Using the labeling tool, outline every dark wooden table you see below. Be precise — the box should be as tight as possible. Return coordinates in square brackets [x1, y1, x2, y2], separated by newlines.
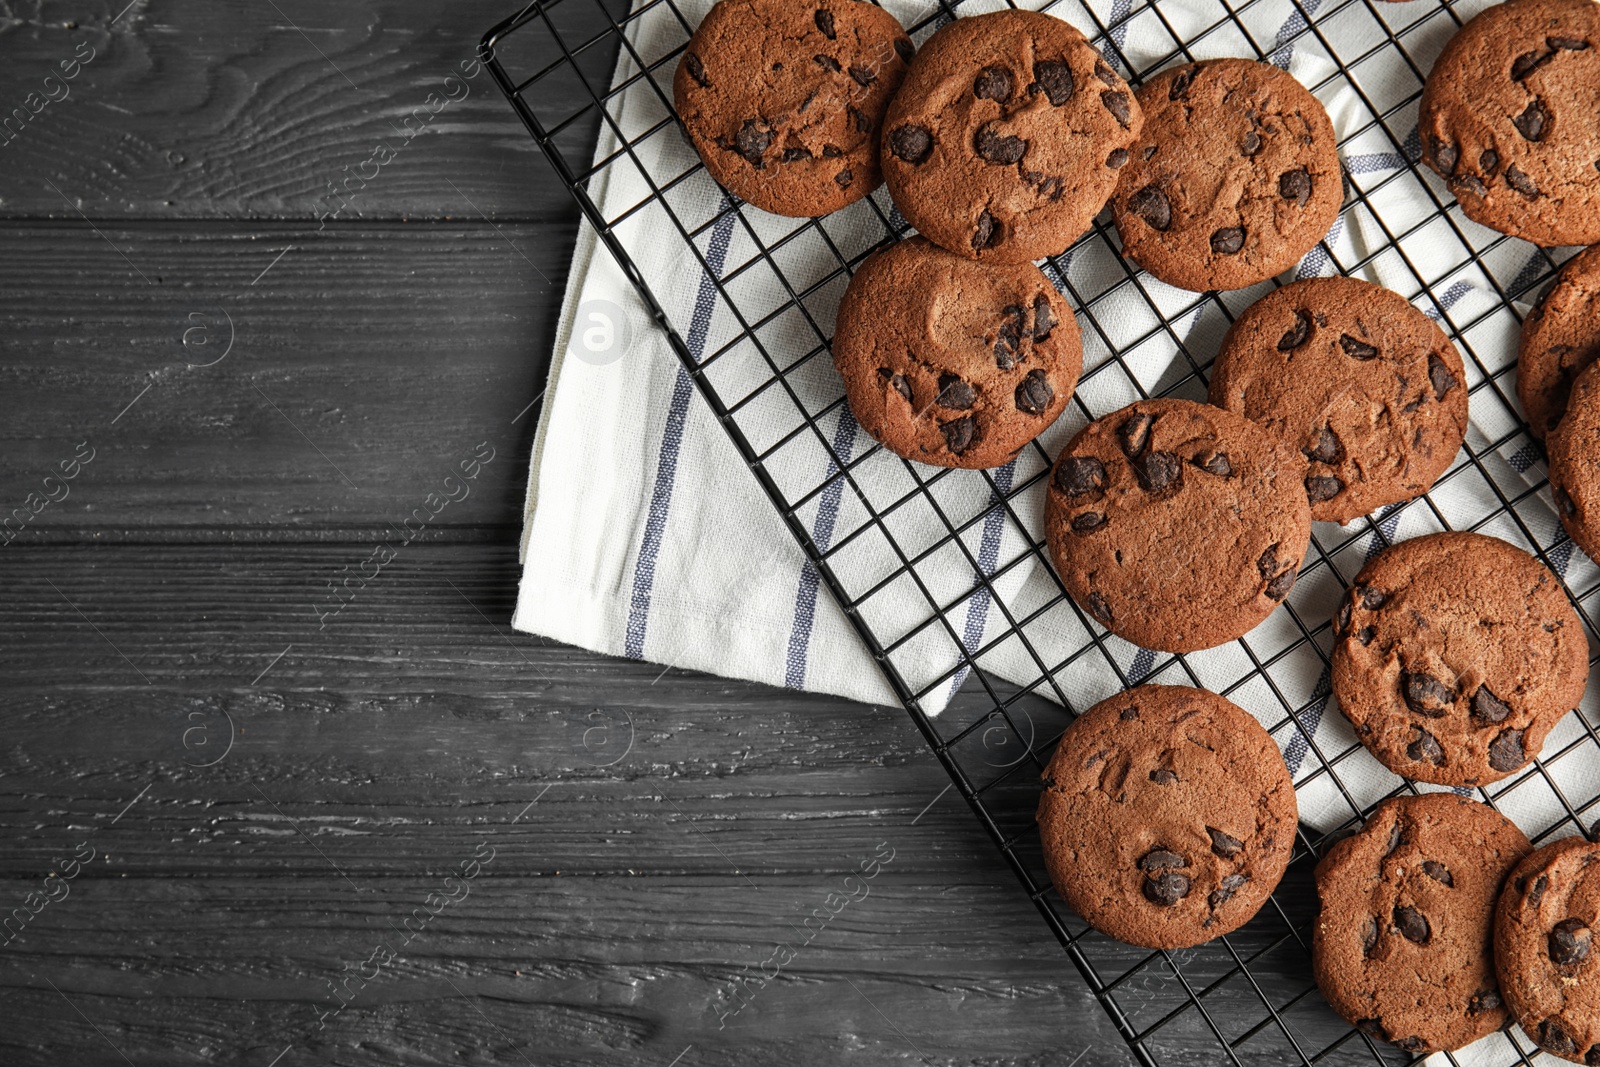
[0, 3, 1145, 1063]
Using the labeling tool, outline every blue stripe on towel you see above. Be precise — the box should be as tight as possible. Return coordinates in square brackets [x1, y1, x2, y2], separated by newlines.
[784, 406, 860, 689]
[623, 211, 737, 660]
[945, 461, 1018, 699]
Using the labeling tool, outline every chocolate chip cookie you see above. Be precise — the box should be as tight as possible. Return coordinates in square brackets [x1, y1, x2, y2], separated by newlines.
[1496, 835, 1600, 1064]
[1331, 532, 1587, 787]
[1038, 684, 1297, 949]
[1314, 793, 1532, 1055]
[1111, 58, 1342, 292]
[675, 0, 913, 217]
[1208, 277, 1469, 523]
[1519, 245, 1600, 441]
[880, 9, 1142, 262]
[833, 236, 1081, 468]
[1045, 399, 1312, 653]
[1419, 0, 1600, 248]
[1549, 360, 1600, 563]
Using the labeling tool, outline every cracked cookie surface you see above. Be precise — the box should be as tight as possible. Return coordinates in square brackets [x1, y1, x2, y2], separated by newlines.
[1037, 684, 1297, 949]
[674, 0, 913, 217]
[833, 236, 1081, 468]
[1520, 245, 1600, 441]
[1549, 360, 1600, 564]
[1331, 531, 1587, 786]
[1111, 58, 1342, 292]
[1208, 276, 1468, 523]
[1314, 793, 1531, 1055]
[1496, 836, 1600, 1065]
[880, 9, 1142, 263]
[1420, 0, 1600, 247]
[1044, 398, 1311, 653]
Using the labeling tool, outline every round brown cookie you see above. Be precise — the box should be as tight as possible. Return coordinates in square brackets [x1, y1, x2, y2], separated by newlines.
[1495, 835, 1600, 1063]
[879, 9, 1142, 263]
[1519, 245, 1600, 441]
[1037, 684, 1297, 949]
[1550, 360, 1600, 563]
[833, 236, 1082, 468]
[1208, 276, 1469, 523]
[1044, 398, 1312, 653]
[1419, 0, 1600, 248]
[1331, 532, 1587, 787]
[1111, 58, 1342, 292]
[674, 0, 913, 218]
[1313, 793, 1532, 1055]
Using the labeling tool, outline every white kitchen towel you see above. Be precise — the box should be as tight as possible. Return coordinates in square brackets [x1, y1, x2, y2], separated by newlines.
[512, 0, 1600, 849]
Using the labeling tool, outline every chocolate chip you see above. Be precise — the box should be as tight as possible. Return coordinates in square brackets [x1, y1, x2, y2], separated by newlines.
[1304, 426, 1342, 464]
[1239, 130, 1261, 157]
[1116, 413, 1153, 458]
[1133, 451, 1181, 493]
[1127, 186, 1171, 231]
[848, 64, 875, 87]
[1541, 1019, 1580, 1057]
[937, 374, 975, 410]
[1339, 334, 1378, 360]
[1453, 173, 1488, 198]
[1306, 475, 1344, 503]
[848, 105, 872, 134]
[1427, 353, 1458, 400]
[1143, 870, 1191, 906]
[1356, 1017, 1388, 1039]
[1488, 728, 1524, 772]
[1506, 165, 1540, 198]
[1528, 874, 1549, 909]
[1031, 60, 1074, 105]
[1393, 904, 1430, 943]
[1480, 148, 1500, 177]
[1210, 227, 1245, 255]
[972, 210, 1001, 252]
[1207, 827, 1244, 857]
[975, 125, 1028, 164]
[814, 9, 835, 39]
[1106, 147, 1129, 169]
[1143, 144, 1158, 161]
[974, 65, 1014, 102]
[1550, 918, 1591, 965]
[889, 125, 933, 164]
[1356, 626, 1375, 645]
[1072, 512, 1106, 534]
[1393, 1037, 1426, 1053]
[814, 53, 841, 73]
[1513, 49, 1554, 80]
[834, 168, 853, 188]
[1471, 686, 1512, 725]
[1139, 847, 1186, 871]
[1385, 819, 1407, 855]
[1055, 456, 1106, 496]
[1403, 672, 1455, 717]
[1095, 57, 1120, 84]
[1557, 486, 1578, 517]
[993, 305, 1025, 370]
[1423, 860, 1453, 886]
[1195, 450, 1231, 477]
[1362, 919, 1379, 956]
[1209, 873, 1248, 908]
[894, 38, 914, 64]
[1514, 99, 1549, 141]
[1336, 600, 1352, 636]
[1032, 293, 1056, 342]
[821, 144, 842, 158]
[1278, 311, 1313, 350]
[733, 119, 772, 165]
[1119, 706, 1138, 721]
[1467, 989, 1501, 1014]
[684, 52, 710, 87]
[1257, 544, 1282, 581]
[1168, 67, 1196, 100]
[1279, 168, 1312, 206]
[1550, 35, 1590, 50]
[1407, 727, 1445, 765]
[1147, 768, 1178, 785]
[878, 368, 912, 404]
[1087, 592, 1113, 624]
[781, 146, 812, 163]
[1101, 89, 1132, 128]
[1016, 370, 1054, 416]
[940, 416, 978, 454]
[1430, 136, 1458, 175]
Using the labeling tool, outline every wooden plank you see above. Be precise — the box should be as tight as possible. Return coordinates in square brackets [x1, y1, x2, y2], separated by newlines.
[0, 222, 572, 533]
[0, 0, 630, 220]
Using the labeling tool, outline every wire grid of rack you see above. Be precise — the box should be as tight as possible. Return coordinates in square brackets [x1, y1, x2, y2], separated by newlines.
[483, 0, 1600, 1062]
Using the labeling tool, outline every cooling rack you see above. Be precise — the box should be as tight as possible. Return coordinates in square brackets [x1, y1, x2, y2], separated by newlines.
[482, 0, 1600, 1062]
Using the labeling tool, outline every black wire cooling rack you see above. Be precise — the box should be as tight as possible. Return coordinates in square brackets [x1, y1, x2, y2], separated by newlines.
[483, 0, 1600, 1062]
